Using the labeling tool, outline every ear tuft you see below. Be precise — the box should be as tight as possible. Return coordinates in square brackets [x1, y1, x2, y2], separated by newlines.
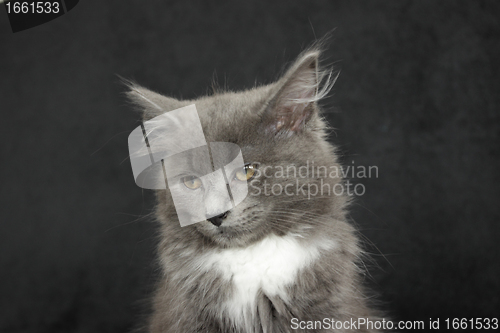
[120, 77, 182, 121]
[263, 48, 337, 135]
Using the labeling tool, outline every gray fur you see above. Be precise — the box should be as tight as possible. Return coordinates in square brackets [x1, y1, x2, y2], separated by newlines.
[126, 47, 383, 333]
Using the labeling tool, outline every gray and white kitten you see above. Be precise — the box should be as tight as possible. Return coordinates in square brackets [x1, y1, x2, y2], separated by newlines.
[127, 47, 382, 333]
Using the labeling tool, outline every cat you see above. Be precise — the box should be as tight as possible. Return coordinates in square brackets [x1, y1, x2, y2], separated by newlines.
[126, 44, 383, 333]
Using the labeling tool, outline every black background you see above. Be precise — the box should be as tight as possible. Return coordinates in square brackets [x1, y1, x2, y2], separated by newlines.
[1, 1, 499, 332]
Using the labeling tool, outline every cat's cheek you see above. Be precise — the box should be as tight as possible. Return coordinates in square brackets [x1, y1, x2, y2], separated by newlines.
[248, 180, 262, 197]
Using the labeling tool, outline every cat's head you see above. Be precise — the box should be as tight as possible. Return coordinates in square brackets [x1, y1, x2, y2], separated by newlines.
[127, 48, 347, 248]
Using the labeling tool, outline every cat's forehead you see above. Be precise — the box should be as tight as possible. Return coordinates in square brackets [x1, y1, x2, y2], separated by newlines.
[190, 85, 274, 143]
[195, 85, 272, 117]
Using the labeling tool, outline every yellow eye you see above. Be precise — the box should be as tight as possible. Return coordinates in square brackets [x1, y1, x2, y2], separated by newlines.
[182, 176, 202, 190]
[235, 164, 257, 181]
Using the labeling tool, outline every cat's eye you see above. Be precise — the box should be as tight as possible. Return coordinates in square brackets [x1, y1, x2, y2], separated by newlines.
[182, 176, 202, 190]
[235, 164, 257, 182]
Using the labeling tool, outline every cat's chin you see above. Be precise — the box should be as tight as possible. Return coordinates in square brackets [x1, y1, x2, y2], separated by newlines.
[194, 222, 264, 248]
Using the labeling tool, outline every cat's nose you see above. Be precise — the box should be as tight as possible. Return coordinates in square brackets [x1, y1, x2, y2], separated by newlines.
[206, 212, 228, 227]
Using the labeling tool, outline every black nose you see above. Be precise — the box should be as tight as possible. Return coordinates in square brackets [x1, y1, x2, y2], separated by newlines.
[206, 212, 228, 227]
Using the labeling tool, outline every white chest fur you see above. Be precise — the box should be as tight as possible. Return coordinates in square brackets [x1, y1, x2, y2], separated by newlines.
[198, 234, 335, 322]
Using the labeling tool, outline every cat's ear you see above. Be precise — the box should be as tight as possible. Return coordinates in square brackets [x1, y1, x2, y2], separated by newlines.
[123, 79, 183, 121]
[262, 50, 334, 135]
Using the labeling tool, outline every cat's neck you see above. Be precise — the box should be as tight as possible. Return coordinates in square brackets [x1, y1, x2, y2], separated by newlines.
[195, 233, 337, 324]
